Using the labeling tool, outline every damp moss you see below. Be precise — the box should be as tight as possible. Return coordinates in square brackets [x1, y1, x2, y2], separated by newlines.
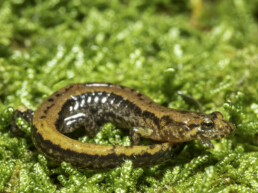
[0, 0, 257, 192]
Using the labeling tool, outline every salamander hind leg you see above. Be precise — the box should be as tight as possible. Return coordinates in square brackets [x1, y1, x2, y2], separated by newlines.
[83, 117, 101, 138]
[12, 106, 34, 136]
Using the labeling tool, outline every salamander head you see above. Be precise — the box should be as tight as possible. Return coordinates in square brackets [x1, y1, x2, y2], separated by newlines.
[192, 111, 235, 140]
[160, 111, 235, 147]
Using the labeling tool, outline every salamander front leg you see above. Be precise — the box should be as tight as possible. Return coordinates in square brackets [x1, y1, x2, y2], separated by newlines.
[130, 127, 156, 145]
[130, 128, 141, 145]
[201, 140, 214, 149]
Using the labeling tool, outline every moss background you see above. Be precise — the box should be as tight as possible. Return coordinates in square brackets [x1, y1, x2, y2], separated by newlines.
[0, 0, 257, 192]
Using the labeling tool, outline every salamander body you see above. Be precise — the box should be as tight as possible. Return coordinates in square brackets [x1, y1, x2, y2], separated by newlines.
[13, 83, 235, 169]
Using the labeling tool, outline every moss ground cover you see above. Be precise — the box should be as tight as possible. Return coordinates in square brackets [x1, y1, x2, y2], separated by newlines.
[0, 0, 257, 192]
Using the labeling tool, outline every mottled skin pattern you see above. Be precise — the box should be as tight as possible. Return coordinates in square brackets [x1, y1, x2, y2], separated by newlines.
[13, 83, 235, 169]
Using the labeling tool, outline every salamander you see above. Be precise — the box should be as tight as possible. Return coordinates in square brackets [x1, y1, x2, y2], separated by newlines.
[13, 83, 235, 169]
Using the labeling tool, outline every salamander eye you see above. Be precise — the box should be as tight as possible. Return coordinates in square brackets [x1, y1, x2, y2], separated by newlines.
[201, 120, 214, 130]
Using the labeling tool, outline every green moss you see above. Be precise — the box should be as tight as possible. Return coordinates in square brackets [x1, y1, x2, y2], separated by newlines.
[0, 0, 257, 192]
